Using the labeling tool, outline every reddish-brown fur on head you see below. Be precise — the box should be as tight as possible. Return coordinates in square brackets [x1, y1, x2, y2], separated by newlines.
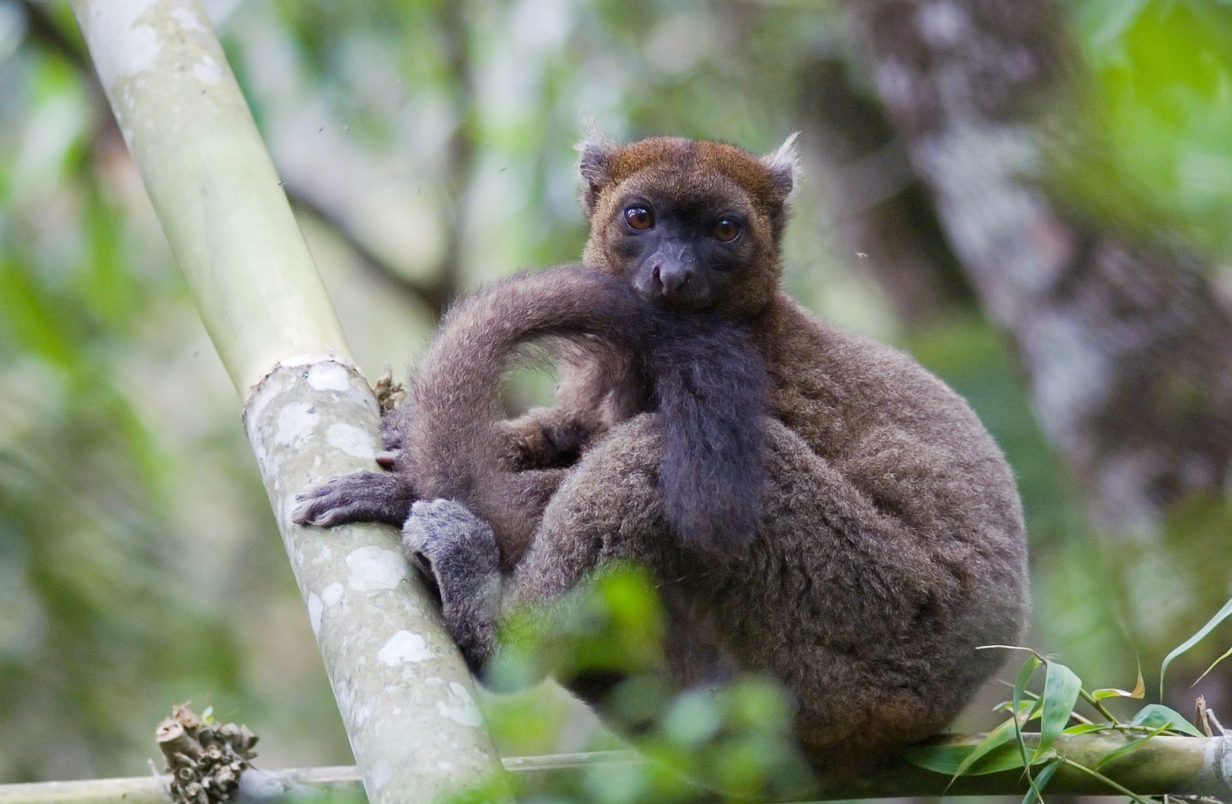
[579, 134, 798, 319]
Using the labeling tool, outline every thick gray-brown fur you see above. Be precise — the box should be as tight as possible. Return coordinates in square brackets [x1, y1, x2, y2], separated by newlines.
[293, 264, 768, 564]
[400, 264, 768, 564]
[297, 134, 1029, 778]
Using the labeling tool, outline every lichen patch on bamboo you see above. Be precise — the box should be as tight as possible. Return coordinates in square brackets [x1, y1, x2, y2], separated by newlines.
[82, 0, 160, 82]
[306, 591, 324, 635]
[377, 631, 432, 665]
[323, 581, 344, 605]
[168, 5, 204, 32]
[345, 545, 406, 591]
[326, 421, 377, 459]
[306, 361, 353, 392]
[275, 401, 318, 446]
[436, 682, 484, 728]
[305, 581, 345, 637]
[367, 761, 395, 793]
[191, 56, 223, 84]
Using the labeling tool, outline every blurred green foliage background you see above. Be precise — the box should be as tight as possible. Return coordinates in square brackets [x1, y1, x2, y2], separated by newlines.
[1, 0, 1230, 796]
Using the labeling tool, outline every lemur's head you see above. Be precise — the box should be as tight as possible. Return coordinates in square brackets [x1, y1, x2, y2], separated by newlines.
[578, 133, 798, 319]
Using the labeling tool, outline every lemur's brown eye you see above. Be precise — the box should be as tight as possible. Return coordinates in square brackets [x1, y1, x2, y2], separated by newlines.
[713, 218, 742, 242]
[624, 206, 654, 231]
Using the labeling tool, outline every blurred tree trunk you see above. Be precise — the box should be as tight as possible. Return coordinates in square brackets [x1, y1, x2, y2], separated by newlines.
[843, 0, 1232, 532]
[796, 57, 973, 327]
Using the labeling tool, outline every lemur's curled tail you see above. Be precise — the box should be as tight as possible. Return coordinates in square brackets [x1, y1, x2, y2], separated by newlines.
[400, 263, 766, 561]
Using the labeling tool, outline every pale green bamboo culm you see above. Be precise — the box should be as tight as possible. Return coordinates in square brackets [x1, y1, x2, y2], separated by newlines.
[66, 1, 509, 802]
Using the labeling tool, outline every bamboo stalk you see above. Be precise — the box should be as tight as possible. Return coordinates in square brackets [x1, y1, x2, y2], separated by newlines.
[0, 735, 1227, 803]
[817, 733, 1232, 799]
[66, 2, 507, 802]
[69, 0, 341, 394]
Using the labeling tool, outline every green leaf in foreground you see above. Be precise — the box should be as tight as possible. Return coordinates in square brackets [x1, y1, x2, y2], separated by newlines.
[1010, 654, 1043, 770]
[1018, 758, 1060, 804]
[1062, 723, 1109, 735]
[903, 729, 1035, 777]
[1093, 724, 1169, 769]
[1159, 597, 1232, 696]
[1193, 645, 1232, 688]
[1129, 704, 1204, 737]
[1036, 661, 1082, 761]
[1091, 659, 1145, 701]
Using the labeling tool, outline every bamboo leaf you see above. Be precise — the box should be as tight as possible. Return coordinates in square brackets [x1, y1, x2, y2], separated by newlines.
[1192, 645, 1232, 688]
[1091, 661, 1144, 701]
[1159, 597, 1232, 696]
[1011, 655, 1043, 773]
[951, 717, 1021, 777]
[1129, 704, 1204, 737]
[1012, 655, 1043, 719]
[1062, 723, 1110, 735]
[1018, 757, 1060, 804]
[977, 644, 1046, 657]
[1090, 687, 1138, 700]
[1035, 661, 1081, 761]
[903, 726, 1032, 777]
[1060, 757, 1158, 804]
[1093, 724, 1168, 769]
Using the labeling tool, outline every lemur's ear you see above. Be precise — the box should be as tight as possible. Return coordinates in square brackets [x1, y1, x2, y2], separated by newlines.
[577, 123, 620, 217]
[762, 132, 801, 204]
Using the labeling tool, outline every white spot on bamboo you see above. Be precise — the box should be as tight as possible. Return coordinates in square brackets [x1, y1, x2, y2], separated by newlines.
[346, 546, 406, 591]
[367, 760, 394, 791]
[275, 401, 318, 445]
[306, 362, 351, 393]
[377, 631, 432, 665]
[168, 5, 204, 32]
[306, 592, 324, 636]
[86, 0, 160, 84]
[191, 56, 223, 84]
[436, 682, 483, 727]
[326, 422, 376, 459]
[322, 582, 344, 606]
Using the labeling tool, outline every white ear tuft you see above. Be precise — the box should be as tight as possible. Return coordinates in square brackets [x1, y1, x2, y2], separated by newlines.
[762, 132, 801, 202]
[576, 120, 617, 155]
[577, 122, 620, 215]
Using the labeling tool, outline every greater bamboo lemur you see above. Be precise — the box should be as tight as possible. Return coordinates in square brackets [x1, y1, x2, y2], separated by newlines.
[294, 134, 1028, 777]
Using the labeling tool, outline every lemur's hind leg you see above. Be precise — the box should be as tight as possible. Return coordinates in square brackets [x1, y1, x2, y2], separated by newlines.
[404, 414, 672, 682]
[402, 499, 502, 674]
